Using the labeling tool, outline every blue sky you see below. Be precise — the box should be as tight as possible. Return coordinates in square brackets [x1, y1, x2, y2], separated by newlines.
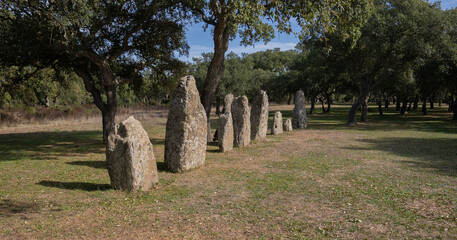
[180, 0, 457, 62]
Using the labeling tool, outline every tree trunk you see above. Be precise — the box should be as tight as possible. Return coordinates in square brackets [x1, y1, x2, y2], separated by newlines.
[384, 97, 389, 108]
[453, 100, 457, 120]
[348, 90, 368, 125]
[400, 98, 407, 115]
[429, 97, 434, 109]
[75, 66, 117, 142]
[215, 99, 221, 115]
[309, 97, 315, 115]
[102, 107, 116, 142]
[325, 93, 332, 113]
[407, 101, 412, 112]
[413, 97, 419, 111]
[320, 99, 326, 113]
[422, 97, 427, 115]
[102, 83, 117, 142]
[287, 93, 294, 105]
[448, 96, 454, 112]
[200, 18, 230, 142]
[378, 98, 383, 116]
[360, 96, 368, 122]
[396, 96, 401, 111]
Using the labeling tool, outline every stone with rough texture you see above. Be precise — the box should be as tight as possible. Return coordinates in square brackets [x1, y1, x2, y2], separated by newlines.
[165, 76, 207, 173]
[272, 111, 283, 135]
[213, 93, 234, 142]
[217, 112, 234, 152]
[223, 93, 234, 113]
[284, 118, 293, 132]
[106, 116, 158, 192]
[231, 96, 251, 148]
[250, 90, 269, 140]
[293, 90, 307, 128]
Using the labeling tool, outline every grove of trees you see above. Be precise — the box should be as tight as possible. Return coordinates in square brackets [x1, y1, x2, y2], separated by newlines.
[1, 0, 456, 135]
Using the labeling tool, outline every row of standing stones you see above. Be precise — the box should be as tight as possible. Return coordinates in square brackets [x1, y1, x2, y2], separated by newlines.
[105, 76, 307, 192]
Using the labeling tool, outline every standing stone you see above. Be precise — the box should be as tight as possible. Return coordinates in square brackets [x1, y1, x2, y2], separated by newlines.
[223, 93, 234, 113]
[272, 111, 283, 135]
[231, 96, 251, 148]
[284, 118, 293, 132]
[165, 76, 207, 173]
[214, 93, 234, 141]
[106, 116, 158, 192]
[217, 112, 234, 152]
[293, 90, 307, 128]
[250, 90, 269, 140]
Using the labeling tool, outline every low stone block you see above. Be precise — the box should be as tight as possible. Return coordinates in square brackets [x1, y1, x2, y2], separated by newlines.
[272, 111, 283, 135]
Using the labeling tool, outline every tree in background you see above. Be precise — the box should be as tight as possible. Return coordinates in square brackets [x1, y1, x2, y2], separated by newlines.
[182, 0, 373, 140]
[0, 1, 188, 141]
[341, 0, 446, 124]
[188, 49, 298, 111]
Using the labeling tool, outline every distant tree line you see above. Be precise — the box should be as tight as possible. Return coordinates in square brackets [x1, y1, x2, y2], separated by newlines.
[1, 0, 456, 133]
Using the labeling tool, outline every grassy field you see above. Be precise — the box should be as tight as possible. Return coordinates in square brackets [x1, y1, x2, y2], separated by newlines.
[0, 104, 456, 239]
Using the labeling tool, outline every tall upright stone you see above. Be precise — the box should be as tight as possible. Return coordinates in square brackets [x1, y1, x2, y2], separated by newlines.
[293, 90, 307, 128]
[223, 93, 234, 113]
[250, 90, 269, 140]
[106, 116, 158, 192]
[165, 76, 207, 173]
[284, 118, 293, 132]
[231, 96, 251, 148]
[217, 112, 234, 152]
[272, 111, 283, 135]
[214, 93, 234, 142]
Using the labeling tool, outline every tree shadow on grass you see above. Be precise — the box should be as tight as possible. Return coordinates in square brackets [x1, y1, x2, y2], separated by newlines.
[0, 130, 104, 162]
[208, 141, 218, 147]
[67, 160, 107, 169]
[37, 180, 112, 191]
[156, 161, 167, 172]
[345, 137, 457, 177]
[156, 161, 181, 173]
[150, 138, 165, 146]
[307, 107, 457, 134]
[0, 199, 42, 217]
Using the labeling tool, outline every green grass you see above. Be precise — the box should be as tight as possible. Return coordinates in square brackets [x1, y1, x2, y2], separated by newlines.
[0, 104, 456, 239]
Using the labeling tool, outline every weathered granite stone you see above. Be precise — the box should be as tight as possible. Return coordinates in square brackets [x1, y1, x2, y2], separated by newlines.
[293, 90, 307, 128]
[106, 116, 158, 192]
[250, 90, 269, 140]
[272, 111, 283, 135]
[284, 118, 293, 132]
[214, 93, 235, 142]
[231, 96, 251, 148]
[223, 93, 234, 113]
[165, 76, 207, 173]
[217, 112, 234, 152]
